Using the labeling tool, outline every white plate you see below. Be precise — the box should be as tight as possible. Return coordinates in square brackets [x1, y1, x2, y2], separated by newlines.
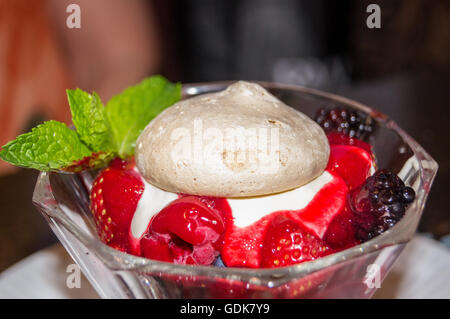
[0, 235, 449, 299]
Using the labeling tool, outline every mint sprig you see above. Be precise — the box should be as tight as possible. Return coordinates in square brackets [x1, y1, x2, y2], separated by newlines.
[0, 121, 92, 171]
[0, 75, 181, 171]
[106, 75, 181, 157]
[67, 89, 115, 153]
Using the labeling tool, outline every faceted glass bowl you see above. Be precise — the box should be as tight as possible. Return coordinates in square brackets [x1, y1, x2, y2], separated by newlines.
[32, 82, 438, 298]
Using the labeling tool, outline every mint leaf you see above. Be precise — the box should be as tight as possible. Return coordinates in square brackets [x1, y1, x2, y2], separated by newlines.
[0, 75, 181, 171]
[105, 75, 181, 157]
[0, 121, 91, 171]
[67, 89, 115, 152]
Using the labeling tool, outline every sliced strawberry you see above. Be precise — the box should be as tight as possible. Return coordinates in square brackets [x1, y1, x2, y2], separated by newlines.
[261, 216, 333, 268]
[327, 145, 373, 189]
[90, 158, 144, 252]
[327, 132, 372, 153]
[221, 215, 271, 268]
[287, 171, 348, 239]
[141, 196, 226, 265]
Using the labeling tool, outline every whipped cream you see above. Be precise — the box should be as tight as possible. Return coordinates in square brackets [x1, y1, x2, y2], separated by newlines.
[130, 170, 333, 240]
[227, 171, 333, 228]
[130, 178, 178, 239]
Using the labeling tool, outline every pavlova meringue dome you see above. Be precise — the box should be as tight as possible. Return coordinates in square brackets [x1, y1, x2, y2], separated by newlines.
[135, 81, 329, 197]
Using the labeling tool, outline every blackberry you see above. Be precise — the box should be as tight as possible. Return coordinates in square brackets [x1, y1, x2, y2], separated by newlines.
[314, 107, 375, 139]
[349, 169, 415, 241]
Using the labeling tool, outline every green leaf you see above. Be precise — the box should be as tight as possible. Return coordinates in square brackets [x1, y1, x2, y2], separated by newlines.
[0, 121, 92, 171]
[67, 89, 115, 152]
[0, 75, 181, 172]
[105, 75, 181, 157]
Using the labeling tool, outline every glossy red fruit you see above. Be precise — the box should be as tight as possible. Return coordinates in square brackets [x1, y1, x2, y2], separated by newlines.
[90, 158, 144, 252]
[141, 232, 199, 264]
[323, 206, 359, 249]
[327, 132, 372, 154]
[140, 233, 172, 262]
[289, 171, 348, 239]
[151, 196, 225, 245]
[327, 145, 373, 189]
[221, 215, 271, 268]
[142, 196, 226, 265]
[261, 216, 333, 268]
[186, 196, 233, 251]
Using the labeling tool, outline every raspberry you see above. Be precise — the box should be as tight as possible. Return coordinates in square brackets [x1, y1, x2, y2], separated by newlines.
[141, 196, 226, 265]
[349, 169, 415, 241]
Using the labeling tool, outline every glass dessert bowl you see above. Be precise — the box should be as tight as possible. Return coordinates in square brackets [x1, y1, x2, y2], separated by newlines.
[32, 82, 437, 298]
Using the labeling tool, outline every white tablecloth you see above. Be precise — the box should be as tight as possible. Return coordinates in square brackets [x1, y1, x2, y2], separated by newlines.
[0, 235, 449, 298]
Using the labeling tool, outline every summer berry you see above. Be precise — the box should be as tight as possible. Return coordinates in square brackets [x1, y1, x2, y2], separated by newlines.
[221, 172, 348, 268]
[178, 195, 233, 251]
[326, 132, 372, 154]
[142, 196, 226, 265]
[141, 232, 202, 264]
[315, 107, 375, 140]
[260, 216, 332, 268]
[287, 171, 349, 239]
[221, 215, 271, 268]
[323, 206, 359, 249]
[327, 145, 373, 189]
[349, 169, 416, 241]
[90, 157, 144, 251]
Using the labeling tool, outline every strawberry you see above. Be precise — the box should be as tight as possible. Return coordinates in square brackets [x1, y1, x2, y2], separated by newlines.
[326, 132, 372, 154]
[90, 158, 144, 252]
[221, 215, 271, 268]
[261, 216, 333, 268]
[141, 196, 226, 265]
[327, 145, 373, 189]
[287, 171, 349, 239]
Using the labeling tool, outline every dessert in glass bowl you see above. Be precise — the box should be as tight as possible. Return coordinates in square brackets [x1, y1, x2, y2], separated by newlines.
[1, 76, 437, 298]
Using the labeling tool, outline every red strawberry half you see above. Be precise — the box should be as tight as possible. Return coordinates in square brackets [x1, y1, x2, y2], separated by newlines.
[261, 216, 333, 268]
[327, 145, 373, 189]
[141, 196, 227, 265]
[327, 132, 372, 153]
[90, 158, 144, 252]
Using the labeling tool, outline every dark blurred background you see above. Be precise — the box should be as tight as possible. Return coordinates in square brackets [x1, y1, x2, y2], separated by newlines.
[0, 0, 449, 272]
